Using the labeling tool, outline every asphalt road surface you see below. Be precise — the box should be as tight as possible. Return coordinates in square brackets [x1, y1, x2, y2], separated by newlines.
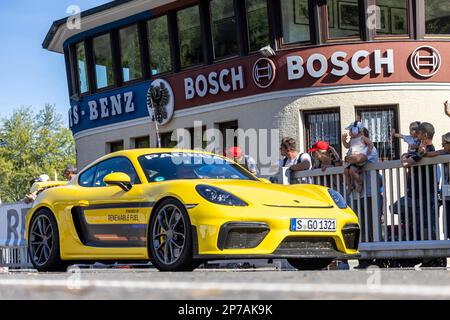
[1, 261, 450, 299]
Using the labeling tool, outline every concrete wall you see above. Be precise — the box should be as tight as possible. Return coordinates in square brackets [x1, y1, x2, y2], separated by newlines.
[74, 86, 450, 176]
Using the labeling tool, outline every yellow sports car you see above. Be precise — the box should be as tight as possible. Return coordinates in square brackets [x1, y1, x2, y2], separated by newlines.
[26, 149, 360, 272]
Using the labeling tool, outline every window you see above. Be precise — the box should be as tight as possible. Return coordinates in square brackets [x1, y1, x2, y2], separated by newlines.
[75, 42, 89, 94]
[138, 153, 256, 183]
[108, 140, 124, 153]
[356, 106, 399, 161]
[134, 136, 150, 149]
[210, 0, 238, 59]
[79, 165, 97, 187]
[147, 16, 172, 75]
[93, 157, 140, 187]
[160, 127, 207, 149]
[93, 33, 115, 89]
[161, 132, 178, 148]
[119, 24, 142, 82]
[246, 0, 270, 52]
[304, 109, 341, 156]
[177, 6, 204, 68]
[281, 0, 311, 43]
[218, 120, 238, 154]
[425, 1, 450, 34]
[375, 0, 409, 36]
[327, 0, 361, 39]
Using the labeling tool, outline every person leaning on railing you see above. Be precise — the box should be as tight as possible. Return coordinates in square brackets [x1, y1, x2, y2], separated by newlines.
[278, 137, 312, 184]
[424, 132, 450, 240]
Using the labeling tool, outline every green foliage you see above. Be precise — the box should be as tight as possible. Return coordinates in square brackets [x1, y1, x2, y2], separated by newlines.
[0, 105, 75, 203]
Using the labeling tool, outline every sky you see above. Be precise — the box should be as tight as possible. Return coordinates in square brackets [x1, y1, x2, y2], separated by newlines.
[0, 0, 111, 124]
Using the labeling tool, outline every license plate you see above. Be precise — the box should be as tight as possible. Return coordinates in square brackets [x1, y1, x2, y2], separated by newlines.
[290, 218, 336, 232]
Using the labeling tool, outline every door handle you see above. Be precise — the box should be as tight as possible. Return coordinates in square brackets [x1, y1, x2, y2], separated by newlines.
[77, 200, 90, 207]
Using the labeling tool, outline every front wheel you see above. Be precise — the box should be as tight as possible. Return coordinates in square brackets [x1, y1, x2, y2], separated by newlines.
[287, 258, 334, 271]
[28, 209, 67, 272]
[148, 199, 199, 271]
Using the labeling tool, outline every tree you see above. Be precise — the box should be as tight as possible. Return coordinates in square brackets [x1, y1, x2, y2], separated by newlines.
[0, 105, 75, 203]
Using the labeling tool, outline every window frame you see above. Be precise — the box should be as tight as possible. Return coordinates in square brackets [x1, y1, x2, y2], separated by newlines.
[108, 140, 125, 153]
[78, 156, 141, 188]
[146, 14, 174, 77]
[355, 104, 400, 161]
[372, 0, 414, 40]
[209, 0, 241, 62]
[277, 0, 316, 48]
[244, 0, 272, 53]
[321, 0, 365, 43]
[423, 0, 450, 39]
[117, 23, 144, 85]
[176, 3, 207, 70]
[73, 40, 90, 95]
[92, 31, 117, 92]
[303, 108, 342, 158]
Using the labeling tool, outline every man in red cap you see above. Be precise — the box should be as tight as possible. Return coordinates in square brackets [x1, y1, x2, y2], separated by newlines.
[226, 146, 258, 175]
[308, 141, 342, 171]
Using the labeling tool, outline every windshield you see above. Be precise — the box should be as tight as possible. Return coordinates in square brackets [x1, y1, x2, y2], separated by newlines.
[138, 152, 257, 183]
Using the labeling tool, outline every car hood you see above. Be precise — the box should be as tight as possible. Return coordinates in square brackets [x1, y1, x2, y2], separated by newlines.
[194, 180, 335, 208]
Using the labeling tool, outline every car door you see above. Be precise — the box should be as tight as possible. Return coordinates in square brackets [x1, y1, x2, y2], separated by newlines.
[72, 156, 152, 248]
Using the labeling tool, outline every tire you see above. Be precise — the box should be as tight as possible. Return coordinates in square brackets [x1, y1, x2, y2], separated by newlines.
[148, 199, 199, 271]
[28, 209, 68, 272]
[287, 258, 334, 271]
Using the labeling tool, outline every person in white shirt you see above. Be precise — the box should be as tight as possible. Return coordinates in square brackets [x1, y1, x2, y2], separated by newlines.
[278, 137, 312, 183]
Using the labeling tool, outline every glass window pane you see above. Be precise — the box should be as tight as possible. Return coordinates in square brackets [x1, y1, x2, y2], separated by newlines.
[79, 165, 97, 187]
[109, 141, 124, 153]
[76, 42, 89, 94]
[305, 110, 341, 156]
[211, 0, 238, 59]
[177, 6, 203, 68]
[328, 0, 361, 38]
[375, 0, 408, 35]
[93, 157, 139, 187]
[148, 16, 172, 75]
[246, 0, 270, 52]
[93, 33, 114, 89]
[425, 1, 450, 34]
[281, 0, 311, 43]
[119, 25, 142, 82]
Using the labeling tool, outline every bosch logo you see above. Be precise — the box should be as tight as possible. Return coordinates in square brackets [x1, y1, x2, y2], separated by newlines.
[253, 58, 276, 89]
[410, 45, 442, 78]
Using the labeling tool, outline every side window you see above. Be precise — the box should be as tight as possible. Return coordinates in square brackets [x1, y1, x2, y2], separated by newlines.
[93, 157, 140, 187]
[79, 165, 97, 187]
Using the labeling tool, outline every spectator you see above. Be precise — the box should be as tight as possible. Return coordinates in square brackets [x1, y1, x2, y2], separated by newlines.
[343, 122, 374, 194]
[23, 174, 51, 204]
[226, 146, 258, 175]
[64, 165, 77, 181]
[424, 132, 450, 238]
[277, 138, 312, 184]
[308, 141, 343, 171]
[392, 121, 421, 154]
[350, 138, 382, 269]
[406, 122, 437, 238]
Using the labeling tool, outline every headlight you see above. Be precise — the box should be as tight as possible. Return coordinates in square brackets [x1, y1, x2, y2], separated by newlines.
[195, 185, 248, 206]
[328, 189, 347, 209]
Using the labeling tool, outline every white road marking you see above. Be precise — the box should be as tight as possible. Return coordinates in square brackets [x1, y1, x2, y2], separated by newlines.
[0, 278, 449, 297]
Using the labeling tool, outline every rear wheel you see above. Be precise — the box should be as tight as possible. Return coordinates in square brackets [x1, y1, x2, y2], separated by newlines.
[149, 199, 199, 271]
[287, 258, 334, 271]
[28, 209, 67, 272]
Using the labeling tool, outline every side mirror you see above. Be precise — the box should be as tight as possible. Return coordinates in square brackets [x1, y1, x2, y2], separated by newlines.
[259, 178, 272, 184]
[104, 172, 132, 192]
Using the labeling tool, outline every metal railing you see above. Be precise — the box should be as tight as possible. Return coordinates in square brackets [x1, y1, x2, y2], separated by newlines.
[283, 155, 450, 259]
[0, 246, 31, 268]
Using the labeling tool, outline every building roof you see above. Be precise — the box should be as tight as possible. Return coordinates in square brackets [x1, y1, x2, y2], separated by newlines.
[42, 0, 135, 50]
[42, 0, 174, 53]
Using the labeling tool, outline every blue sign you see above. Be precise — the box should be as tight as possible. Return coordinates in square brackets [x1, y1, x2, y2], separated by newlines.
[68, 81, 152, 135]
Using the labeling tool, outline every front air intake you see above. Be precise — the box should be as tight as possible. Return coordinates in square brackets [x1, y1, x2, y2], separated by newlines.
[217, 222, 269, 250]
